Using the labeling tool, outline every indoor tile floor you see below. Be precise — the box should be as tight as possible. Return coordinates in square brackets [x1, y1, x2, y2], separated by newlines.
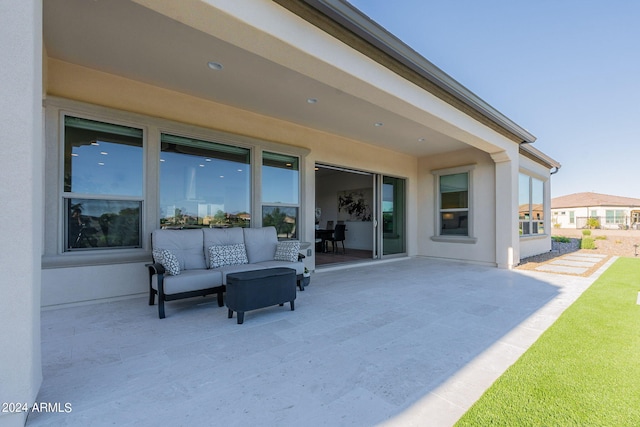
[29, 257, 611, 426]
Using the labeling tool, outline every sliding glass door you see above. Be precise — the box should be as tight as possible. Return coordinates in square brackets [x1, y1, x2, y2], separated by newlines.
[315, 165, 405, 263]
[381, 176, 406, 256]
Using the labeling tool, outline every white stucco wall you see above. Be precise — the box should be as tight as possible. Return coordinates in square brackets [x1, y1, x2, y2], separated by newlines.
[417, 148, 498, 266]
[0, 2, 43, 425]
[42, 263, 148, 307]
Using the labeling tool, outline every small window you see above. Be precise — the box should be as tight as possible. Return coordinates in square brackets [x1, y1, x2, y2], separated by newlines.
[63, 116, 143, 251]
[519, 173, 545, 236]
[262, 152, 299, 239]
[437, 171, 470, 236]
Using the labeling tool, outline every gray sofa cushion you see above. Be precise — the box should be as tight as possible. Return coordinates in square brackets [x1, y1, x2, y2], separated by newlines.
[243, 226, 278, 263]
[151, 269, 223, 294]
[152, 229, 206, 270]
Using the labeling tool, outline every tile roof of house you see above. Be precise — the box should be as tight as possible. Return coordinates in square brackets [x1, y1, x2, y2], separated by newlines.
[551, 192, 640, 209]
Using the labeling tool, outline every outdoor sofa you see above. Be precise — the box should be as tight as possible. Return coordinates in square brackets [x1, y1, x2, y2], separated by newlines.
[147, 226, 305, 318]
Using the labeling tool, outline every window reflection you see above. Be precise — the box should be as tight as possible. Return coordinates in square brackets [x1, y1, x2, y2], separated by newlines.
[262, 206, 298, 239]
[439, 172, 469, 236]
[63, 117, 143, 251]
[262, 152, 299, 240]
[160, 134, 251, 228]
[66, 198, 141, 250]
[519, 174, 545, 235]
[262, 152, 299, 204]
[64, 116, 143, 196]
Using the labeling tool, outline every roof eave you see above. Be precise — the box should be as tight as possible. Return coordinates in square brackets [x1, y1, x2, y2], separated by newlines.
[520, 143, 561, 170]
[298, 0, 538, 144]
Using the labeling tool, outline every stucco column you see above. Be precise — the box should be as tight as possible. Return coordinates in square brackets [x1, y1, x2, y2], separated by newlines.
[0, 1, 43, 426]
[491, 149, 519, 269]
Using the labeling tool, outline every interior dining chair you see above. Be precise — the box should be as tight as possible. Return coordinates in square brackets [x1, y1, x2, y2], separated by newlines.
[329, 223, 346, 254]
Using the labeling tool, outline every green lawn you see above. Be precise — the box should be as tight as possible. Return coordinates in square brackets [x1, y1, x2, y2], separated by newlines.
[456, 257, 640, 426]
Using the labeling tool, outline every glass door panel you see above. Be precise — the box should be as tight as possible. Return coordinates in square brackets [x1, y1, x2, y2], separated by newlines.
[382, 176, 406, 255]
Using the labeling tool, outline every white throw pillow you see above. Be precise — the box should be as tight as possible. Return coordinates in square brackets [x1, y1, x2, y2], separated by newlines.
[274, 241, 300, 262]
[209, 243, 249, 268]
[153, 248, 181, 276]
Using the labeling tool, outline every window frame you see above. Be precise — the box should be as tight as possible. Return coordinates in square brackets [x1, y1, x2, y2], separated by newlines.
[605, 209, 625, 225]
[44, 97, 308, 267]
[61, 113, 145, 252]
[518, 172, 546, 237]
[260, 150, 301, 240]
[158, 132, 252, 229]
[431, 165, 476, 243]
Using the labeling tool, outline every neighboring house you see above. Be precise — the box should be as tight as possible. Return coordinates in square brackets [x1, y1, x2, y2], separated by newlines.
[552, 192, 640, 229]
[1, 1, 560, 422]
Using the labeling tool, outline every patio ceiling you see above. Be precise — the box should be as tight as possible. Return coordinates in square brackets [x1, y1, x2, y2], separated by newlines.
[43, 0, 473, 157]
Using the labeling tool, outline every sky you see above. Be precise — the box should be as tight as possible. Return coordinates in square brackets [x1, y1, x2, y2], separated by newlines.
[348, 0, 640, 199]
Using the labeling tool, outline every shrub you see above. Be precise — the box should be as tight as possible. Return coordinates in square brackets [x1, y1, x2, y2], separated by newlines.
[581, 237, 596, 249]
[552, 236, 571, 243]
[586, 217, 600, 229]
[582, 229, 592, 236]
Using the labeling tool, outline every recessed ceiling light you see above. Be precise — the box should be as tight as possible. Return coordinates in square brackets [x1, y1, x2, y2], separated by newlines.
[418, 137, 426, 142]
[207, 61, 223, 71]
[374, 122, 383, 127]
[307, 98, 318, 104]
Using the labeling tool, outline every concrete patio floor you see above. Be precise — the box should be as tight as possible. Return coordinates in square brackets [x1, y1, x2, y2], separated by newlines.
[29, 256, 613, 426]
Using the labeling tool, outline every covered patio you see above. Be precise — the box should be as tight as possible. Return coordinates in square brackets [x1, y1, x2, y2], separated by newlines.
[29, 257, 604, 426]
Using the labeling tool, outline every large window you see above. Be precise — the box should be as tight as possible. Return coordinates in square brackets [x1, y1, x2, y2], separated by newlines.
[262, 152, 299, 239]
[605, 210, 625, 225]
[438, 172, 469, 236]
[63, 116, 143, 250]
[160, 134, 251, 228]
[519, 173, 544, 235]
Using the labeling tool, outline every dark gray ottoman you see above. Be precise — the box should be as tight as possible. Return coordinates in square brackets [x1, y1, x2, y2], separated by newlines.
[226, 268, 297, 324]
